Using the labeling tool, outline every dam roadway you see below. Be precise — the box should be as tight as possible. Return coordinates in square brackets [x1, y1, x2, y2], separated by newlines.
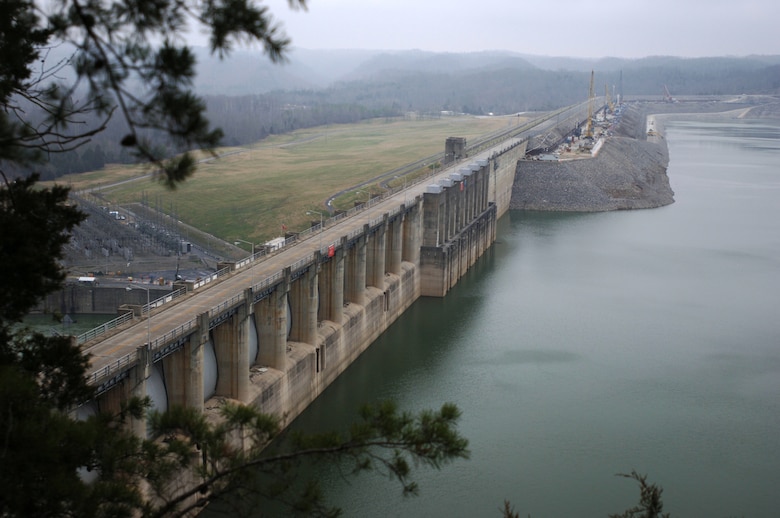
[86, 138, 526, 371]
[81, 128, 535, 424]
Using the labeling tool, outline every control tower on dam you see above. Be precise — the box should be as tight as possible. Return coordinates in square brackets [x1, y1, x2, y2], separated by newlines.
[79, 132, 529, 435]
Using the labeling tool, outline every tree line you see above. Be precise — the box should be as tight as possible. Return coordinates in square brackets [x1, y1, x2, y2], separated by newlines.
[23, 54, 780, 180]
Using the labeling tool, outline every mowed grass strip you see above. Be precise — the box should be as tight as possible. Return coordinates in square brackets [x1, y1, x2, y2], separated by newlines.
[53, 116, 515, 243]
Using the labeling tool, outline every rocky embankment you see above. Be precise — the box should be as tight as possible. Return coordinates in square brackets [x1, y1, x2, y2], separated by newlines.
[511, 97, 780, 212]
[510, 104, 674, 211]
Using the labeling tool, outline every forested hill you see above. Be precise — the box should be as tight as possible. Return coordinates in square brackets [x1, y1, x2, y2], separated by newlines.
[204, 52, 780, 144]
[36, 49, 780, 179]
[193, 48, 780, 96]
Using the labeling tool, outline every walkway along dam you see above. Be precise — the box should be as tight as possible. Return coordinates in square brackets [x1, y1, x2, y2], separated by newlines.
[79, 133, 531, 434]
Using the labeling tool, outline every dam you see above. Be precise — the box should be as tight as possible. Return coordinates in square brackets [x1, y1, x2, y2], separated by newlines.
[74, 98, 689, 439]
[79, 130, 533, 433]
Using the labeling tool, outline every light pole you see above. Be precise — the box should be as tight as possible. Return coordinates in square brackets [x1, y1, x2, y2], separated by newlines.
[234, 238, 257, 257]
[394, 175, 408, 204]
[234, 239, 261, 288]
[126, 284, 151, 347]
[306, 210, 324, 251]
[356, 190, 370, 208]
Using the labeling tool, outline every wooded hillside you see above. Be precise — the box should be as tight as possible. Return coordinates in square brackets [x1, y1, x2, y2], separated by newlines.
[30, 49, 780, 179]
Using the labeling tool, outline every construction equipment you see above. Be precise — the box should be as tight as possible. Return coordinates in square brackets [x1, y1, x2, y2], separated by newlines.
[585, 70, 595, 139]
[605, 83, 614, 114]
[663, 84, 677, 103]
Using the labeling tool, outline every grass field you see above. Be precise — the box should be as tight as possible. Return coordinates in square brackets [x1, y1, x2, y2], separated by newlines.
[51, 115, 517, 244]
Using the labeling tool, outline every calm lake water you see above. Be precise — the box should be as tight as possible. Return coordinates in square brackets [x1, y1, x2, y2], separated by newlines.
[260, 118, 780, 517]
[23, 313, 116, 338]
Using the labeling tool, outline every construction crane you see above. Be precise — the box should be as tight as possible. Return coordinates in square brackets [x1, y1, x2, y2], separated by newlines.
[605, 83, 614, 114]
[663, 84, 677, 103]
[585, 70, 595, 139]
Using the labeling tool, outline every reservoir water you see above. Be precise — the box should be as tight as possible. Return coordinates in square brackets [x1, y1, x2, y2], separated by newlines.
[276, 118, 780, 517]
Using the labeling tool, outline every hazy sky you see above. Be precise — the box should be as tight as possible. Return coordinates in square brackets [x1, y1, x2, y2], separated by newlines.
[252, 0, 779, 58]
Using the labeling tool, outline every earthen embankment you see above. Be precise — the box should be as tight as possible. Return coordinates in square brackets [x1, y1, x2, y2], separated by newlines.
[511, 137, 673, 211]
[511, 103, 674, 211]
[510, 98, 779, 212]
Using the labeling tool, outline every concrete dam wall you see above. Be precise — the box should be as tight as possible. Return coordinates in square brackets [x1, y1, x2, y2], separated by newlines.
[86, 137, 527, 437]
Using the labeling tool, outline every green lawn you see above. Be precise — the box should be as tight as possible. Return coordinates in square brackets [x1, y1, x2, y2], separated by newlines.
[51, 115, 517, 243]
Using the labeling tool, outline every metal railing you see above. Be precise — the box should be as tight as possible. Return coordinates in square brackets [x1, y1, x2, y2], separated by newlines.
[87, 353, 138, 387]
[149, 319, 197, 352]
[77, 312, 134, 344]
[290, 254, 315, 273]
[77, 286, 187, 345]
[209, 293, 244, 318]
[86, 316, 199, 387]
[250, 270, 284, 293]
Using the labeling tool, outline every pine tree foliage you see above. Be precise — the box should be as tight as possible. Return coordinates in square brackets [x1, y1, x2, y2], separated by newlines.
[1, 0, 308, 186]
[609, 471, 671, 518]
[141, 401, 469, 517]
[1, 2, 472, 515]
[500, 472, 671, 518]
[0, 178, 470, 516]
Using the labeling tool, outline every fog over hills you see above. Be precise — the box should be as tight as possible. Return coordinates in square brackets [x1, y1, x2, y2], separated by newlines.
[191, 47, 780, 95]
[33, 46, 780, 180]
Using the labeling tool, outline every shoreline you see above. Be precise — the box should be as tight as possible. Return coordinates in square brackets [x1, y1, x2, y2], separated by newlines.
[509, 99, 780, 213]
[649, 105, 758, 134]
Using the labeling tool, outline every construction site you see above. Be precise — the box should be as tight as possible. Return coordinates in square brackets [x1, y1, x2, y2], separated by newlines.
[524, 70, 621, 162]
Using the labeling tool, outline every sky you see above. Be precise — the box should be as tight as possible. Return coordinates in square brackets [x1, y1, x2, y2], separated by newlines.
[247, 0, 779, 59]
